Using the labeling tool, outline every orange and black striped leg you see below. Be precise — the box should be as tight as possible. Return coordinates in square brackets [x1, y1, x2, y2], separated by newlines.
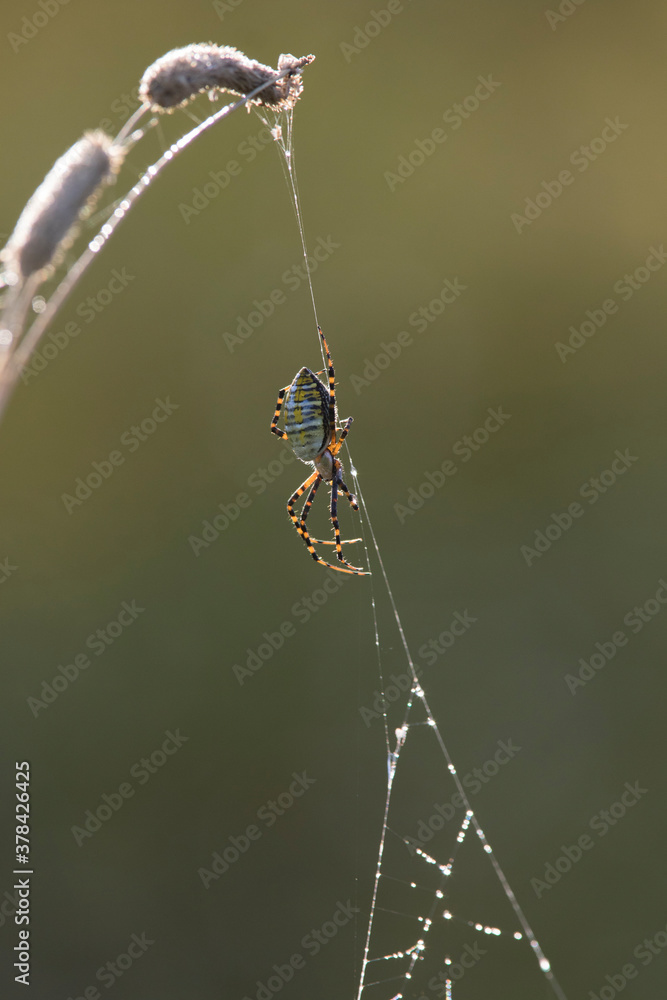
[297, 476, 323, 539]
[270, 386, 290, 440]
[327, 476, 367, 574]
[287, 475, 365, 575]
[331, 416, 353, 457]
[287, 472, 329, 566]
[330, 421, 359, 512]
[339, 477, 360, 513]
[318, 327, 337, 437]
[305, 477, 360, 547]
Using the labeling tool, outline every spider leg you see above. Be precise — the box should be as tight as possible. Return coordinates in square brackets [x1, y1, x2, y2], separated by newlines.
[330, 416, 352, 457]
[308, 478, 361, 545]
[297, 476, 322, 538]
[303, 477, 359, 542]
[328, 419, 360, 512]
[318, 326, 337, 446]
[287, 471, 319, 548]
[270, 385, 290, 441]
[307, 537, 361, 546]
[338, 477, 360, 513]
[288, 472, 345, 568]
[287, 472, 367, 575]
[327, 473, 368, 574]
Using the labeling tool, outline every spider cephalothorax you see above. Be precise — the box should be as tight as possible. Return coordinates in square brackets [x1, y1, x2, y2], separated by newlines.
[270, 327, 367, 575]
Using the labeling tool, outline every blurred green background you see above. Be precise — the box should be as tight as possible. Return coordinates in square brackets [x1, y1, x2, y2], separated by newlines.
[1, 1, 667, 997]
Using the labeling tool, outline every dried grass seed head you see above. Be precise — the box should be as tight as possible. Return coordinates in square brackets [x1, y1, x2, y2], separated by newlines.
[2, 130, 124, 279]
[275, 53, 315, 110]
[139, 43, 314, 112]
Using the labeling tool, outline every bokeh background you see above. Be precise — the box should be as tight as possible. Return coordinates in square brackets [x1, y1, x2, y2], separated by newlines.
[1, 1, 666, 997]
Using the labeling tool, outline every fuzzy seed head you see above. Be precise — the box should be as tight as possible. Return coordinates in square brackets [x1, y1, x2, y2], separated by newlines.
[2, 130, 124, 279]
[139, 43, 314, 112]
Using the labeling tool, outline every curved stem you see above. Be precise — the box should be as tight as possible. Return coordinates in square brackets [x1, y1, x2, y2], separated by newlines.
[0, 60, 311, 425]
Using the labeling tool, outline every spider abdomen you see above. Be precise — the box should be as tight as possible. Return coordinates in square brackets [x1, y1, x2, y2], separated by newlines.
[284, 368, 331, 461]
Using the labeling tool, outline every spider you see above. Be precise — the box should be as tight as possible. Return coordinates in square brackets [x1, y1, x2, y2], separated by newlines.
[270, 327, 368, 575]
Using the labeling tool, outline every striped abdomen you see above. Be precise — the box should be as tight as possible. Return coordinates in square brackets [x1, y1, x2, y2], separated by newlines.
[284, 368, 331, 461]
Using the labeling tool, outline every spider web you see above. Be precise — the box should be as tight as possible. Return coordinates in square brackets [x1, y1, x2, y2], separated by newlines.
[349, 485, 568, 1000]
[258, 100, 570, 1000]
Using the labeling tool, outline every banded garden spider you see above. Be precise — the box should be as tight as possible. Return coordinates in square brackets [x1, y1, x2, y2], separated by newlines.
[270, 327, 368, 575]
